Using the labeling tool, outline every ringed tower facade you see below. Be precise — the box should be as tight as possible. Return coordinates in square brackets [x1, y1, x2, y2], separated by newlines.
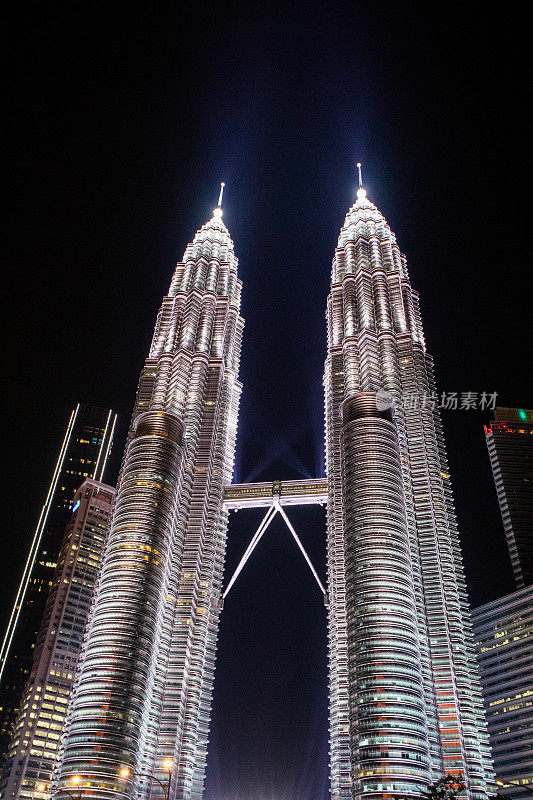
[55, 198, 243, 800]
[324, 179, 494, 799]
[51, 177, 496, 800]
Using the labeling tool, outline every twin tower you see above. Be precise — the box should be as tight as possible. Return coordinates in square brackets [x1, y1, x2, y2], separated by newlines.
[54, 183, 494, 799]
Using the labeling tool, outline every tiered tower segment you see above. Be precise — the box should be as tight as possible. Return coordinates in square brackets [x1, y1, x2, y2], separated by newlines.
[55, 203, 243, 800]
[324, 184, 494, 799]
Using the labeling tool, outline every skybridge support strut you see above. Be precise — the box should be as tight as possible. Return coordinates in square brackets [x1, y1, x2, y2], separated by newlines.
[274, 501, 328, 603]
[222, 504, 277, 600]
[221, 501, 328, 607]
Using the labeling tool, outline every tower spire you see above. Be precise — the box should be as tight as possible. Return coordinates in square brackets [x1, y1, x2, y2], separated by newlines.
[214, 182, 225, 217]
[356, 162, 367, 200]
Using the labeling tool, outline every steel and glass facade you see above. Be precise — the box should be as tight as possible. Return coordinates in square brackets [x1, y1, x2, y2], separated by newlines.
[54, 208, 243, 800]
[48, 185, 497, 800]
[0, 480, 115, 799]
[0, 405, 116, 760]
[485, 408, 533, 589]
[324, 187, 494, 799]
[471, 587, 533, 799]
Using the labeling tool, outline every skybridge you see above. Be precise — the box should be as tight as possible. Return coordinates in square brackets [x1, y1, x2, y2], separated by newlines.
[222, 478, 328, 509]
[221, 478, 329, 607]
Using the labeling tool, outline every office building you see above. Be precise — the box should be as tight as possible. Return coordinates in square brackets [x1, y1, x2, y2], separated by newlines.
[485, 408, 533, 588]
[55, 200, 243, 799]
[0, 480, 115, 798]
[472, 587, 533, 799]
[53, 181, 495, 800]
[0, 405, 116, 758]
[324, 180, 494, 797]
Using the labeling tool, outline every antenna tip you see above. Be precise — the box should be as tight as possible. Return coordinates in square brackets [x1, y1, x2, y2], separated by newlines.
[356, 162, 364, 190]
[216, 181, 226, 211]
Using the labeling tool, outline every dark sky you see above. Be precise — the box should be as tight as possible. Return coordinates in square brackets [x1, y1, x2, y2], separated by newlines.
[3, 3, 531, 798]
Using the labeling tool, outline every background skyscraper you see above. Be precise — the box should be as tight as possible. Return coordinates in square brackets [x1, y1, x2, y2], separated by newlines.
[0, 479, 116, 799]
[469, 410, 533, 798]
[471, 587, 533, 799]
[484, 408, 533, 589]
[55, 203, 243, 800]
[0, 405, 116, 759]
[324, 184, 494, 798]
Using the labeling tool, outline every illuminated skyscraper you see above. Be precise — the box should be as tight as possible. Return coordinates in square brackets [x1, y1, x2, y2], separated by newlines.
[55, 197, 243, 800]
[0, 404, 116, 758]
[53, 178, 495, 800]
[484, 408, 533, 589]
[471, 586, 533, 800]
[0, 479, 115, 799]
[324, 177, 494, 798]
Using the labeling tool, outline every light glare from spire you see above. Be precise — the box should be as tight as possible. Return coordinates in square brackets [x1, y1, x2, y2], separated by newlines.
[214, 181, 225, 216]
[356, 163, 366, 199]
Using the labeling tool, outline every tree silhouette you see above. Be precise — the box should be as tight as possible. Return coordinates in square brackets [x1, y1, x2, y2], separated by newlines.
[426, 775, 467, 800]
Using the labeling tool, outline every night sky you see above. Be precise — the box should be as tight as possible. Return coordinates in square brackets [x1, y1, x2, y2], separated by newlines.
[3, 4, 531, 799]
